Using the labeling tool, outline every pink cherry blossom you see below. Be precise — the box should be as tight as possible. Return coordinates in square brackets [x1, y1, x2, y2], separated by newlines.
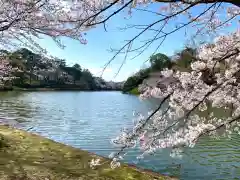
[110, 30, 240, 165]
[0, 57, 14, 88]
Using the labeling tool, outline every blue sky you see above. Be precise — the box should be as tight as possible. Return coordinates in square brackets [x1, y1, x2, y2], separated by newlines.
[36, 2, 238, 82]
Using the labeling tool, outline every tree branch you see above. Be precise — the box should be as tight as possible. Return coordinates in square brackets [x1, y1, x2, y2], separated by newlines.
[87, 0, 133, 26]
[101, 2, 198, 74]
[194, 115, 240, 142]
[154, 0, 240, 7]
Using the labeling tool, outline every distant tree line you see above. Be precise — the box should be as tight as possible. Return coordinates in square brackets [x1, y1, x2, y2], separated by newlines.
[122, 47, 197, 93]
[0, 48, 122, 91]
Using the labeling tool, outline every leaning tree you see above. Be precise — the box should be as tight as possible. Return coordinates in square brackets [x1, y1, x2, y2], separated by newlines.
[0, 0, 239, 169]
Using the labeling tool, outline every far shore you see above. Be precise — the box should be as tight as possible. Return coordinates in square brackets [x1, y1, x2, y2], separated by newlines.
[0, 86, 122, 92]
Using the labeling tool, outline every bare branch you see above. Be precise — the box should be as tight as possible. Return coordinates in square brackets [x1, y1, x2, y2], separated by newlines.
[155, 0, 240, 7]
[101, 2, 198, 74]
[153, 3, 217, 43]
[194, 115, 240, 142]
[114, 41, 133, 77]
[135, 8, 167, 17]
[88, 0, 133, 26]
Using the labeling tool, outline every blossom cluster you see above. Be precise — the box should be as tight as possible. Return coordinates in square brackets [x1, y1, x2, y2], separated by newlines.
[1, 0, 239, 54]
[0, 57, 14, 87]
[89, 158, 101, 169]
[110, 31, 240, 166]
[0, 58, 11, 76]
[0, 0, 110, 52]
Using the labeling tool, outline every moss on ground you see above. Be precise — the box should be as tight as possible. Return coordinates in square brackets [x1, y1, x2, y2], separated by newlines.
[0, 125, 177, 180]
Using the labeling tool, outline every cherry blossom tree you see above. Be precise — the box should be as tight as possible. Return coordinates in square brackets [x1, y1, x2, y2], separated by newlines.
[111, 30, 240, 159]
[0, 57, 15, 88]
[98, 0, 239, 71]
[0, 0, 108, 52]
[0, 0, 239, 54]
[0, 0, 239, 170]
[0, 0, 110, 79]
[85, 0, 240, 169]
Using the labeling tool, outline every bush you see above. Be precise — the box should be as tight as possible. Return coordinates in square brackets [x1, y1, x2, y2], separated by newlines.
[128, 87, 140, 95]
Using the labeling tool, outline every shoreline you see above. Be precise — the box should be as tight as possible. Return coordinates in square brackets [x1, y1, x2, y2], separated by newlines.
[0, 86, 123, 92]
[0, 125, 177, 180]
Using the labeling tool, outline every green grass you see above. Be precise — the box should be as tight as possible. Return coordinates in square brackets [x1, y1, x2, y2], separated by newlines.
[0, 125, 176, 180]
[128, 87, 140, 95]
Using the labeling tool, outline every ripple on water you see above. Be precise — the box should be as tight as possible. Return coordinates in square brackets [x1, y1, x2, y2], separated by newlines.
[0, 91, 239, 180]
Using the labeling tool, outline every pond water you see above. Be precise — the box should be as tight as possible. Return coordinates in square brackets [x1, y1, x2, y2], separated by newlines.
[0, 91, 239, 180]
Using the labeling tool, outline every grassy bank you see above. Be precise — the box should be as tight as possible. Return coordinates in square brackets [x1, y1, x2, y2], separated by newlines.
[128, 87, 140, 95]
[122, 87, 140, 95]
[0, 125, 176, 180]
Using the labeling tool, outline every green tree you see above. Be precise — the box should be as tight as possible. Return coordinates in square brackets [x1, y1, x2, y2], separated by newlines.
[123, 52, 172, 93]
[61, 65, 82, 85]
[149, 53, 172, 71]
[55, 58, 66, 67]
[122, 68, 150, 93]
[72, 64, 82, 84]
[73, 63, 81, 70]
[80, 69, 96, 90]
[0, 50, 9, 55]
[13, 48, 41, 85]
[7, 52, 26, 71]
[173, 47, 197, 72]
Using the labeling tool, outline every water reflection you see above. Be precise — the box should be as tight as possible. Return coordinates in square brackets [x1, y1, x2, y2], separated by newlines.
[0, 92, 38, 125]
[0, 91, 239, 180]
